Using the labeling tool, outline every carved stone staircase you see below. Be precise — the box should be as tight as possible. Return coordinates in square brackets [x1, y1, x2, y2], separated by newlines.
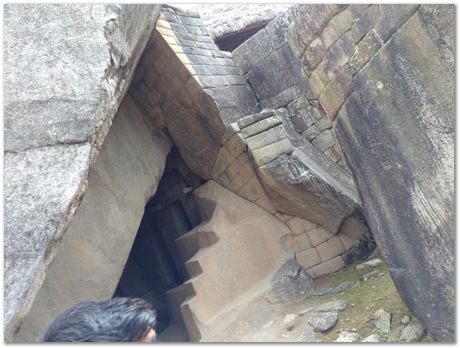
[161, 180, 295, 341]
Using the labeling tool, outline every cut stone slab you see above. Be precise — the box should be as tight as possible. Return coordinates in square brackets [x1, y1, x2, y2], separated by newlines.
[308, 311, 338, 332]
[334, 331, 358, 342]
[372, 309, 391, 332]
[399, 323, 425, 342]
[316, 300, 348, 312]
[356, 258, 383, 270]
[361, 270, 380, 282]
[362, 334, 383, 342]
[313, 288, 333, 297]
[330, 281, 352, 294]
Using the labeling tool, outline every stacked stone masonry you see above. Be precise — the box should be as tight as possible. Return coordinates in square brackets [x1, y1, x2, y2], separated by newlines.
[298, 4, 420, 121]
[129, 5, 259, 180]
[232, 5, 350, 172]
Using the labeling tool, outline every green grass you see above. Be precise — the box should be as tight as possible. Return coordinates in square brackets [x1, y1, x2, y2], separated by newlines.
[305, 260, 415, 342]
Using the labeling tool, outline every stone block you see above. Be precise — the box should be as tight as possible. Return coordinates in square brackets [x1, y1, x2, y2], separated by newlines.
[312, 130, 335, 151]
[287, 217, 304, 236]
[251, 138, 293, 167]
[225, 133, 246, 159]
[349, 30, 383, 75]
[306, 255, 345, 278]
[294, 234, 312, 252]
[322, 31, 355, 81]
[289, 4, 332, 48]
[227, 173, 245, 192]
[316, 117, 333, 131]
[302, 37, 327, 71]
[316, 236, 346, 262]
[319, 65, 353, 120]
[238, 109, 274, 129]
[340, 233, 358, 250]
[238, 176, 265, 202]
[324, 147, 341, 162]
[351, 4, 380, 43]
[211, 146, 232, 179]
[254, 193, 277, 214]
[307, 226, 334, 247]
[246, 124, 287, 151]
[296, 248, 321, 270]
[246, 45, 307, 100]
[232, 28, 275, 75]
[374, 4, 419, 43]
[309, 69, 326, 98]
[241, 116, 282, 138]
[238, 162, 255, 185]
[303, 124, 321, 142]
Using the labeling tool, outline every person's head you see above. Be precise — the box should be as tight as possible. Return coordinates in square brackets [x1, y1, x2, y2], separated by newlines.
[38, 297, 158, 342]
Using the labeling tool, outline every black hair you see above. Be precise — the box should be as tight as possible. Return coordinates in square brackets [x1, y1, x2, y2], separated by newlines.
[38, 297, 157, 342]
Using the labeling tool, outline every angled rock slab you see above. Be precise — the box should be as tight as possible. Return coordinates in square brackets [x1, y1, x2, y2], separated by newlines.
[334, 5, 454, 342]
[4, 4, 161, 340]
[239, 110, 366, 235]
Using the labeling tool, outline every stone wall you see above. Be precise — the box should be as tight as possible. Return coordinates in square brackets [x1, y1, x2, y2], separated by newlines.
[129, 5, 259, 181]
[232, 7, 349, 171]
[258, 3, 454, 341]
[4, 4, 161, 341]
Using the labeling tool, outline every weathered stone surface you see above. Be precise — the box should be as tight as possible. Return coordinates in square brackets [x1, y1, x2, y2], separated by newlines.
[13, 96, 172, 342]
[399, 323, 425, 342]
[306, 256, 345, 278]
[356, 258, 383, 270]
[265, 260, 313, 304]
[251, 139, 293, 167]
[334, 5, 454, 341]
[316, 300, 348, 312]
[313, 288, 333, 296]
[316, 236, 345, 262]
[374, 4, 419, 42]
[296, 248, 321, 270]
[302, 38, 327, 72]
[5, 144, 91, 341]
[308, 311, 338, 332]
[311, 130, 335, 151]
[241, 117, 282, 139]
[330, 281, 352, 295]
[178, 180, 295, 340]
[319, 65, 353, 120]
[303, 125, 321, 141]
[254, 143, 363, 234]
[351, 5, 380, 43]
[4, 4, 161, 341]
[185, 4, 291, 41]
[348, 29, 383, 75]
[334, 331, 358, 342]
[362, 334, 383, 342]
[372, 309, 391, 332]
[4, 4, 160, 153]
[246, 44, 309, 101]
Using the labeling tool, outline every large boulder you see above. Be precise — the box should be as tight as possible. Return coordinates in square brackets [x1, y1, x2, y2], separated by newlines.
[185, 4, 291, 41]
[334, 5, 454, 341]
[4, 4, 161, 341]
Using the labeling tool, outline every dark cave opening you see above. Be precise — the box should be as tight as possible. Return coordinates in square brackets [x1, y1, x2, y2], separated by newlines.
[113, 147, 204, 335]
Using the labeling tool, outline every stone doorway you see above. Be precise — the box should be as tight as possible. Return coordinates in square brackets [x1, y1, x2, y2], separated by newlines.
[113, 147, 204, 341]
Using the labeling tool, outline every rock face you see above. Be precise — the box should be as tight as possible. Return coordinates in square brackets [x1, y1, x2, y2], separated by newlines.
[14, 95, 171, 342]
[186, 4, 291, 45]
[238, 110, 366, 236]
[308, 311, 338, 332]
[333, 5, 454, 341]
[4, 4, 161, 341]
